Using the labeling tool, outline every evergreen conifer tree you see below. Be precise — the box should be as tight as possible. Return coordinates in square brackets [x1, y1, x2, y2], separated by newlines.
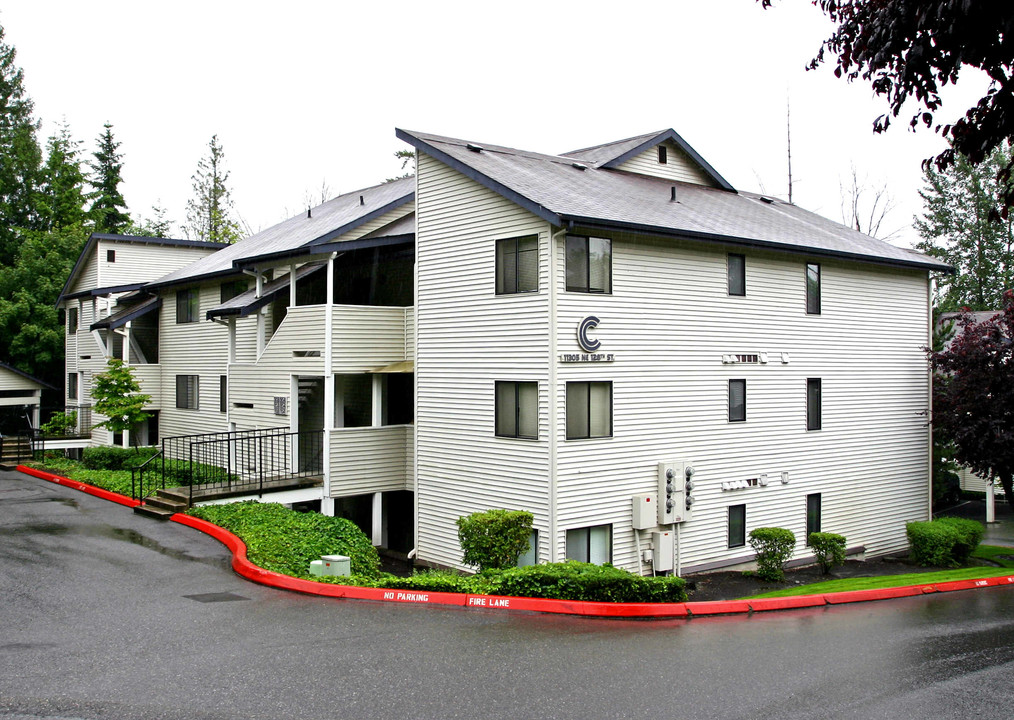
[88, 122, 130, 233]
[0, 23, 43, 265]
[185, 134, 242, 244]
[37, 121, 87, 231]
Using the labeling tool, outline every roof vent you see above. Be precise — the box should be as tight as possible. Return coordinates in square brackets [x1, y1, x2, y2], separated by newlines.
[360, 195, 365, 205]
[760, 196, 775, 204]
[466, 143, 484, 153]
[571, 162, 587, 171]
[307, 207, 312, 219]
[670, 186, 677, 202]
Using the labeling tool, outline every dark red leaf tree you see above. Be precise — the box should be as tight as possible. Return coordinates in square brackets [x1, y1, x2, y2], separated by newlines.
[928, 290, 1014, 507]
[760, 1, 1014, 217]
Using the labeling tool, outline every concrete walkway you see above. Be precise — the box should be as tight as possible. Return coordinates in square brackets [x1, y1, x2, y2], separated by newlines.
[938, 498, 1014, 547]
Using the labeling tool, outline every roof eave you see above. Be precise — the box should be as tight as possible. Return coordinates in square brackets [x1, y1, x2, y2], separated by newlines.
[396, 129, 563, 227]
[562, 216, 955, 273]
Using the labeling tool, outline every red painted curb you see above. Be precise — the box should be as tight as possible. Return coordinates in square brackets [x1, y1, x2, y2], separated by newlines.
[17, 466, 1014, 618]
[17, 465, 141, 508]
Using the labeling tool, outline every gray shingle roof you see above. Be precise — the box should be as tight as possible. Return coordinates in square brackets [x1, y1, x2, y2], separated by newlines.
[397, 129, 950, 272]
[147, 176, 415, 289]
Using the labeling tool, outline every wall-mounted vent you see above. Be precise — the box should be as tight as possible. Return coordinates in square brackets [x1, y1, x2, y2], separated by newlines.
[293, 350, 321, 358]
[233, 402, 254, 409]
[273, 396, 288, 416]
[721, 353, 768, 364]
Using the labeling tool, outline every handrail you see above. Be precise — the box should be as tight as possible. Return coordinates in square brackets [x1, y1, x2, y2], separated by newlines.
[131, 448, 165, 501]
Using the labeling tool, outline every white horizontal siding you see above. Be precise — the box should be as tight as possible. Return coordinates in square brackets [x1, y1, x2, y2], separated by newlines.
[553, 233, 931, 573]
[98, 240, 220, 288]
[156, 283, 230, 439]
[131, 364, 163, 409]
[0, 369, 41, 392]
[340, 201, 415, 241]
[332, 306, 412, 371]
[415, 152, 553, 570]
[616, 141, 716, 185]
[329, 425, 412, 496]
[69, 254, 98, 295]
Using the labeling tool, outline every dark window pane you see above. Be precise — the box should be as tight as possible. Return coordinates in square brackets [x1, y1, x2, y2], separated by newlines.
[806, 263, 821, 314]
[729, 505, 746, 548]
[658, 145, 667, 164]
[806, 494, 822, 541]
[588, 237, 611, 293]
[495, 381, 516, 437]
[566, 236, 588, 292]
[517, 236, 538, 292]
[729, 379, 746, 422]
[807, 378, 822, 431]
[728, 254, 745, 296]
[566, 382, 590, 439]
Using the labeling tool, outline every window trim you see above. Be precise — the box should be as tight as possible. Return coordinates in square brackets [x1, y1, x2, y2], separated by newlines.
[106, 249, 116, 263]
[806, 378, 822, 431]
[728, 504, 746, 549]
[494, 380, 539, 440]
[67, 372, 79, 401]
[495, 235, 539, 295]
[565, 381, 613, 440]
[728, 379, 746, 423]
[176, 288, 199, 324]
[806, 493, 822, 544]
[565, 235, 612, 294]
[175, 374, 199, 410]
[727, 253, 745, 296]
[806, 262, 821, 315]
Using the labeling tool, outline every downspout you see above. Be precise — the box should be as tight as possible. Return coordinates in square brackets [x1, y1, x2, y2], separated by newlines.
[323, 253, 337, 510]
[927, 274, 934, 521]
[549, 225, 567, 563]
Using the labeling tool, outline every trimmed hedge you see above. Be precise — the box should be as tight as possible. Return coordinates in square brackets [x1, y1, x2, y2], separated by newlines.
[749, 527, 796, 582]
[82, 445, 159, 470]
[809, 532, 847, 575]
[187, 501, 381, 578]
[909, 517, 985, 566]
[487, 561, 688, 603]
[351, 569, 486, 594]
[456, 509, 534, 571]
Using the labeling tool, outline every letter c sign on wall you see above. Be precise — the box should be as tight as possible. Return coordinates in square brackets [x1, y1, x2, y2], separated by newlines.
[577, 316, 601, 353]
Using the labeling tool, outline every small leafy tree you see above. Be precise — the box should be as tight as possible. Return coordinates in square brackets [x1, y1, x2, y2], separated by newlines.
[40, 410, 77, 436]
[91, 358, 151, 446]
[748, 527, 796, 582]
[927, 292, 1014, 508]
[808, 532, 847, 575]
[456, 509, 534, 572]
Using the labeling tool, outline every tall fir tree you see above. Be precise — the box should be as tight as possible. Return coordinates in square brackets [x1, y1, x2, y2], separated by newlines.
[185, 134, 242, 244]
[915, 143, 1014, 311]
[0, 23, 43, 265]
[88, 122, 130, 233]
[37, 121, 87, 231]
[130, 200, 174, 238]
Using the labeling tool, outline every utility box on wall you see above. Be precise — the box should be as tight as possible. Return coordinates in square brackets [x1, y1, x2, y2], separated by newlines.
[652, 531, 674, 572]
[631, 494, 657, 530]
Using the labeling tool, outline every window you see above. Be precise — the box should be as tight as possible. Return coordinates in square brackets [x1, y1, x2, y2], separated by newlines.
[728, 253, 745, 296]
[176, 375, 199, 409]
[806, 494, 822, 543]
[658, 145, 668, 164]
[220, 375, 227, 413]
[517, 530, 538, 567]
[106, 249, 115, 263]
[176, 288, 199, 324]
[566, 381, 612, 439]
[729, 379, 746, 422]
[728, 504, 746, 548]
[495, 381, 538, 439]
[806, 263, 821, 314]
[220, 279, 248, 303]
[67, 373, 78, 401]
[566, 525, 611, 564]
[495, 236, 538, 294]
[566, 236, 611, 293]
[806, 378, 822, 431]
[67, 306, 78, 333]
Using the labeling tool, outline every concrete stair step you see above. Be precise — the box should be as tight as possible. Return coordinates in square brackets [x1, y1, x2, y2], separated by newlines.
[144, 496, 187, 513]
[132, 503, 177, 521]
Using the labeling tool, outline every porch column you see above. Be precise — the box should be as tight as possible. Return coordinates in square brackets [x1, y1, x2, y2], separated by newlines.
[372, 492, 383, 546]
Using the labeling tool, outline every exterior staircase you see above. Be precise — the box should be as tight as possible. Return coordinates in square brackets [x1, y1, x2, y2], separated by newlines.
[0, 435, 34, 470]
[133, 487, 190, 520]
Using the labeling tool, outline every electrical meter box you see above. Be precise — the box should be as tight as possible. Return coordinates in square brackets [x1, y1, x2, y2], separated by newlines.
[631, 494, 657, 530]
[652, 531, 674, 572]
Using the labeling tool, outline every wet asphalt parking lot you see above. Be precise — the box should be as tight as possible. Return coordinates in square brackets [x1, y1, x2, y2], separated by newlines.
[3, 467, 1014, 720]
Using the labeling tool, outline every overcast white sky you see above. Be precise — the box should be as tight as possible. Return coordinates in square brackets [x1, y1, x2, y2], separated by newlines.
[0, 1, 991, 248]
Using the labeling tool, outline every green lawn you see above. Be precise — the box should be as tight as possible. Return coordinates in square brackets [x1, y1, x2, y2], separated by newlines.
[743, 551, 1014, 599]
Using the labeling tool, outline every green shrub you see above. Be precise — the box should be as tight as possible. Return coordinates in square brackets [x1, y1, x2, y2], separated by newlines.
[456, 509, 534, 571]
[486, 561, 688, 603]
[82, 445, 158, 470]
[935, 517, 985, 564]
[187, 501, 381, 578]
[809, 532, 847, 575]
[40, 411, 77, 436]
[351, 569, 486, 594]
[749, 527, 796, 582]
[906, 520, 962, 567]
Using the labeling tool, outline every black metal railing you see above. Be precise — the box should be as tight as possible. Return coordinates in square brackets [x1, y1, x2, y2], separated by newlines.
[0, 431, 36, 463]
[37, 404, 93, 439]
[132, 426, 324, 502]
